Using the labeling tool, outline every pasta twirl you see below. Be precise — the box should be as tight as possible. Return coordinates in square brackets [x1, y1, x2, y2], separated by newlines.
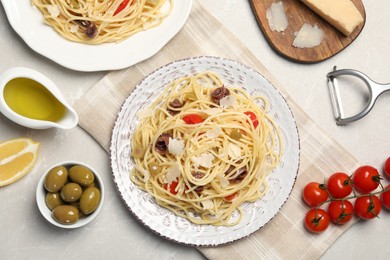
[31, 0, 173, 44]
[130, 71, 282, 226]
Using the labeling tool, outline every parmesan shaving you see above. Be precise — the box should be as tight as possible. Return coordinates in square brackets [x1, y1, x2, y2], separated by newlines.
[136, 108, 153, 119]
[293, 23, 324, 48]
[168, 138, 185, 156]
[228, 143, 242, 159]
[203, 108, 223, 116]
[143, 170, 150, 182]
[201, 199, 214, 210]
[166, 163, 181, 184]
[218, 174, 230, 187]
[266, 2, 289, 32]
[205, 126, 222, 139]
[220, 95, 237, 109]
[69, 24, 79, 33]
[47, 5, 60, 18]
[192, 153, 215, 168]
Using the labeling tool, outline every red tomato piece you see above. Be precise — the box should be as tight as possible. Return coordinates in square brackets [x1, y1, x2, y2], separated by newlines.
[302, 182, 329, 207]
[114, 0, 132, 16]
[225, 192, 238, 201]
[182, 114, 204, 124]
[327, 172, 352, 199]
[354, 195, 382, 220]
[327, 200, 354, 224]
[164, 180, 179, 195]
[352, 165, 380, 193]
[383, 157, 390, 179]
[304, 208, 330, 233]
[380, 184, 390, 210]
[244, 111, 259, 128]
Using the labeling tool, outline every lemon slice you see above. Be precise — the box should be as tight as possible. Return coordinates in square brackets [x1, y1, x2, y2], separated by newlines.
[0, 138, 40, 187]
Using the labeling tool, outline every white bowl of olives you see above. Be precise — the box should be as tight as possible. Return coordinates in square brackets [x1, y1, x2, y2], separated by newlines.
[36, 161, 105, 229]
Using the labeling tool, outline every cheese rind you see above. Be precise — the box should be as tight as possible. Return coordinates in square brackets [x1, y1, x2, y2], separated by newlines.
[301, 0, 364, 36]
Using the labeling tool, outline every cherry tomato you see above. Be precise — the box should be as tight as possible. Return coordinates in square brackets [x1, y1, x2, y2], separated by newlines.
[182, 114, 204, 124]
[352, 165, 380, 193]
[327, 172, 352, 199]
[244, 111, 259, 128]
[225, 192, 238, 201]
[164, 180, 179, 195]
[327, 200, 354, 224]
[304, 208, 330, 233]
[383, 157, 390, 179]
[354, 195, 382, 220]
[302, 182, 329, 207]
[114, 0, 132, 16]
[380, 184, 390, 210]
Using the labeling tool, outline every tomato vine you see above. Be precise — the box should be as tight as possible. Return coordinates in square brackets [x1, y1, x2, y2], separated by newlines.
[302, 157, 390, 233]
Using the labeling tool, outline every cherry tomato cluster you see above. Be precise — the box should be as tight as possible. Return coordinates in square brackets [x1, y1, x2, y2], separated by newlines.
[303, 157, 390, 233]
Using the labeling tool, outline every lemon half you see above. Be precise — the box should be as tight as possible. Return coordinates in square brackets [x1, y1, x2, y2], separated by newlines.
[0, 138, 40, 187]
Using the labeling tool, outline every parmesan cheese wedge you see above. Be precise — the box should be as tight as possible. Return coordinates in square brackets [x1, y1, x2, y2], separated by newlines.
[301, 0, 364, 36]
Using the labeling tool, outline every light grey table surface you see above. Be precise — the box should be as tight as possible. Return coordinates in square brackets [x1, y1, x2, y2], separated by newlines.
[1, 1, 390, 259]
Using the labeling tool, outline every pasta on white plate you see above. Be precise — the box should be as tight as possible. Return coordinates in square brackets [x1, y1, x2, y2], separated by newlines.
[31, 0, 173, 44]
[130, 71, 282, 226]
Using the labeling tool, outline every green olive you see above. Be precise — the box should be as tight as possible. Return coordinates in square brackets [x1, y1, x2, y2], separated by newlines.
[52, 205, 79, 225]
[44, 166, 69, 193]
[60, 182, 83, 202]
[84, 181, 96, 190]
[70, 0, 79, 9]
[230, 129, 242, 140]
[45, 192, 64, 210]
[69, 165, 95, 186]
[149, 162, 161, 175]
[80, 187, 101, 215]
[184, 92, 197, 101]
[70, 202, 85, 218]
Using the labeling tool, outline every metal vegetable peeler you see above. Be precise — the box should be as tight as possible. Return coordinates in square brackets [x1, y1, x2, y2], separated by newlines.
[326, 66, 390, 125]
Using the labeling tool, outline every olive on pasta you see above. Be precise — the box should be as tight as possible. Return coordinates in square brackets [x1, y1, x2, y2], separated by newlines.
[31, 0, 173, 44]
[130, 71, 282, 226]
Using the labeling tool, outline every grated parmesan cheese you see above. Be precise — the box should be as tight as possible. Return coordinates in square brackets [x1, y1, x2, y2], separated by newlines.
[168, 138, 185, 156]
[266, 2, 289, 32]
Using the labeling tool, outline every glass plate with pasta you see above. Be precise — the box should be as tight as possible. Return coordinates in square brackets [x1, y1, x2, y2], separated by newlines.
[110, 56, 300, 246]
[0, 0, 192, 71]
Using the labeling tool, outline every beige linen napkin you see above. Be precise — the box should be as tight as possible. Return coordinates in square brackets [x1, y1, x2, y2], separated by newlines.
[74, 1, 360, 259]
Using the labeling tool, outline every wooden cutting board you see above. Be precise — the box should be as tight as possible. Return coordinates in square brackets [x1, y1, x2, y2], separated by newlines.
[249, 0, 366, 63]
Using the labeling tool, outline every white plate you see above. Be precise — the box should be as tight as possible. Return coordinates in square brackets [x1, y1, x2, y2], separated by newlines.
[1, 0, 192, 72]
[110, 56, 300, 246]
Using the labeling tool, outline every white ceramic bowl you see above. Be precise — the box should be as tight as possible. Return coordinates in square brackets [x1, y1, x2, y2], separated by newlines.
[36, 161, 105, 229]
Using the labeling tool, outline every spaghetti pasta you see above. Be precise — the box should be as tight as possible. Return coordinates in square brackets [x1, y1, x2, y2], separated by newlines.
[31, 0, 173, 44]
[130, 71, 282, 226]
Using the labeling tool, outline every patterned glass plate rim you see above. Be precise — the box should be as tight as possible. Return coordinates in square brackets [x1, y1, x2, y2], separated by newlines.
[0, 0, 192, 72]
[110, 56, 300, 246]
